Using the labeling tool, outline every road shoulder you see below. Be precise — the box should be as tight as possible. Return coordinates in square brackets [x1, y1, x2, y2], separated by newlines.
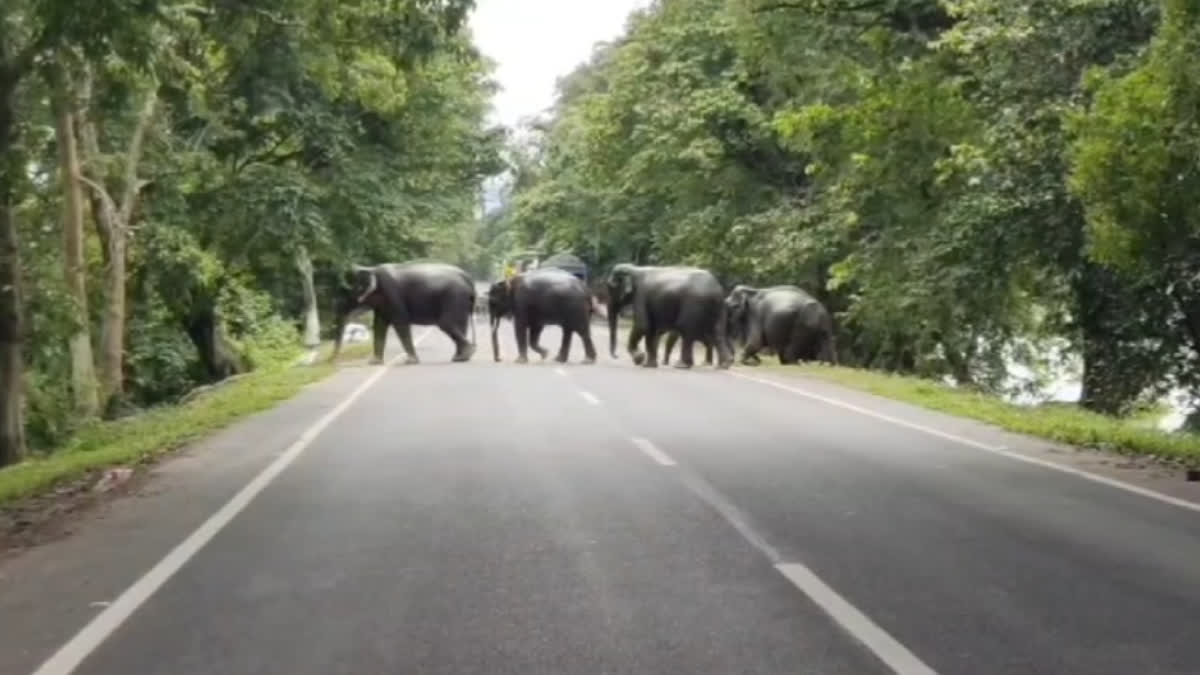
[728, 366, 1200, 510]
[0, 364, 384, 675]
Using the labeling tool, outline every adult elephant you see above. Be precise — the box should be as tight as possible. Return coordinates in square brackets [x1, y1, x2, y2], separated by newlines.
[487, 267, 597, 364]
[605, 263, 733, 369]
[330, 261, 477, 364]
[724, 284, 837, 365]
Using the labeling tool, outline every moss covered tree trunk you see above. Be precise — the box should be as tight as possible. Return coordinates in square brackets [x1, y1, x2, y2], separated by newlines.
[79, 84, 157, 410]
[0, 71, 26, 466]
[51, 69, 100, 417]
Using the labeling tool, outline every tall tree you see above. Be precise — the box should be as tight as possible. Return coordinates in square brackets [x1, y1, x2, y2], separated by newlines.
[47, 57, 100, 416]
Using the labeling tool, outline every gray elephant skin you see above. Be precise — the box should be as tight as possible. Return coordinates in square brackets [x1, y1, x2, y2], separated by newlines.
[605, 263, 733, 369]
[661, 331, 713, 366]
[725, 284, 836, 365]
[331, 261, 477, 364]
[488, 267, 597, 364]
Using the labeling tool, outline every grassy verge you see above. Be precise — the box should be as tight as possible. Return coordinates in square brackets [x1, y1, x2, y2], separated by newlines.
[763, 363, 1200, 467]
[0, 340, 380, 507]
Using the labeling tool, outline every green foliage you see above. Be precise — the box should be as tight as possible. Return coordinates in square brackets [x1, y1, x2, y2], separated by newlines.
[1067, 0, 1200, 395]
[2, 0, 502, 467]
[0, 360, 336, 505]
[500, 0, 1199, 434]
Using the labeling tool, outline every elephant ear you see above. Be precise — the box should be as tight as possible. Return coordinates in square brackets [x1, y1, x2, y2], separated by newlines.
[614, 268, 636, 297]
[353, 266, 378, 304]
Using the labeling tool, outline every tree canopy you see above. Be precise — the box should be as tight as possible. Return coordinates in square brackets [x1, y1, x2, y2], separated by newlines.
[495, 0, 1196, 422]
[4, 0, 1198, 467]
[0, 0, 504, 464]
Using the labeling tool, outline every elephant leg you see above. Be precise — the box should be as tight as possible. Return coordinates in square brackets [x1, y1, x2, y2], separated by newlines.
[642, 326, 661, 368]
[439, 320, 471, 362]
[673, 335, 696, 369]
[715, 314, 735, 370]
[529, 323, 549, 360]
[436, 303, 473, 362]
[579, 323, 597, 364]
[697, 326, 718, 369]
[393, 319, 419, 365]
[555, 326, 572, 363]
[740, 322, 765, 366]
[514, 315, 530, 363]
[817, 335, 838, 365]
[627, 322, 647, 365]
[369, 311, 387, 364]
[780, 329, 806, 365]
[662, 331, 678, 365]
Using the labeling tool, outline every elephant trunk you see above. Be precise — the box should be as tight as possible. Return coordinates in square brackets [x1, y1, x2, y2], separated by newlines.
[607, 298, 619, 358]
[329, 307, 348, 362]
[490, 314, 501, 362]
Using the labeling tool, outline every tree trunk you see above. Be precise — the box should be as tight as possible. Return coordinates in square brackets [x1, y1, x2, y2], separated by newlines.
[78, 85, 157, 409]
[1073, 262, 1162, 416]
[99, 234, 126, 405]
[0, 76, 27, 466]
[51, 76, 100, 417]
[295, 246, 320, 348]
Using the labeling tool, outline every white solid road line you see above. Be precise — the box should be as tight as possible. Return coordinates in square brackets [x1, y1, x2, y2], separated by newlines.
[30, 330, 435, 675]
[728, 370, 1200, 514]
[776, 563, 940, 675]
[630, 437, 676, 466]
[644, 434, 935, 675]
[728, 371, 1006, 452]
[578, 390, 601, 405]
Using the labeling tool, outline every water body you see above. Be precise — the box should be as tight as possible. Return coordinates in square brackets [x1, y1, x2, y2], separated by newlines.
[962, 337, 1194, 433]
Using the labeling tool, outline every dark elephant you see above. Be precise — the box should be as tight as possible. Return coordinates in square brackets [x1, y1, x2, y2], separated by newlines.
[605, 263, 733, 369]
[330, 261, 477, 364]
[724, 284, 837, 365]
[488, 267, 597, 364]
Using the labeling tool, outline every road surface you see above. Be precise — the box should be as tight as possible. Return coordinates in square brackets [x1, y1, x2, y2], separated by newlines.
[2, 321, 1200, 675]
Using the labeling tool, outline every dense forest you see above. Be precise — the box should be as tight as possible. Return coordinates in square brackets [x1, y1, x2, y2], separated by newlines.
[490, 0, 1200, 426]
[4, 0, 1198, 470]
[0, 0, 504, 466]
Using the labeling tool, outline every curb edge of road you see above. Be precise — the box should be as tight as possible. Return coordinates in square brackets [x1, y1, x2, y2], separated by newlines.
[723, 370, 1200, 515]
[592, 322, 1200, 515]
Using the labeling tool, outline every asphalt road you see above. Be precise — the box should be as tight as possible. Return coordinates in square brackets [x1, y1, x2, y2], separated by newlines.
[4, 320, 1200, 675]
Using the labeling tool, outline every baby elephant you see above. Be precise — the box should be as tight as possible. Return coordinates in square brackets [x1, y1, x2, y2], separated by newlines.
[488, 268, 598, 364]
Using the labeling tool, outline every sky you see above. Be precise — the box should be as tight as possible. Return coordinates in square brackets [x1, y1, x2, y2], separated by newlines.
[468, 0, 650, 130]
[467, 0, 649, 212]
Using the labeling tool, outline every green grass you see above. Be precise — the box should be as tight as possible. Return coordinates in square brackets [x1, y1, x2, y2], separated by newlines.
[763, 363, 1200, 467]
[0, 344, 368, 506]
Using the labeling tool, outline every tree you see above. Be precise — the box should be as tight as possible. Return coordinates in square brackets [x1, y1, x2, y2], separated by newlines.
[1069, 0, 1200, 412]
[0, 0, 504, 463]
[501, 0, 1190, 419]
[46, 56, 100, 416]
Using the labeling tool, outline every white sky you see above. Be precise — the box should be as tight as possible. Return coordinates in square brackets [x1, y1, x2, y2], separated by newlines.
[469, 0, 650, 130]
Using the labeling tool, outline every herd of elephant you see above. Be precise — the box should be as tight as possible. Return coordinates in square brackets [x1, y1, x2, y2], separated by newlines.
[329, 260, 838, 369]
